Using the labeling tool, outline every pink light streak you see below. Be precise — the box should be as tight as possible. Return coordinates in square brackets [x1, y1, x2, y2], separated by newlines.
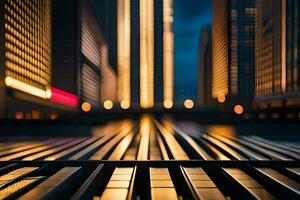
[50, 87, 78, 107]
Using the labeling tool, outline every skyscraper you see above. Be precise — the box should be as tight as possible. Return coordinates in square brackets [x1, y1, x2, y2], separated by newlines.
[0, 0, 52, 118]
[212, 0, 256, 108]
[117, 0, 174, 109]
[52, 0, 117, 109]
[255, 0, 300, 108]
[198, 26, 212, 107]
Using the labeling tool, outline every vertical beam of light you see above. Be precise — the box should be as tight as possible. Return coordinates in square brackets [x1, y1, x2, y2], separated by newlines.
[140, 0, 154, 108]
[281, 0, 286, 93]
[212, 0, 229, 99]
[163, 0, 174, 108]
[117, 0, 131, 107]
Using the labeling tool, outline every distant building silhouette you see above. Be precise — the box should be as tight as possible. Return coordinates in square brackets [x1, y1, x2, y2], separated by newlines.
[198, 26, 212, 107]
[255, 0, 300, 109]
[212, 0, 256, 109]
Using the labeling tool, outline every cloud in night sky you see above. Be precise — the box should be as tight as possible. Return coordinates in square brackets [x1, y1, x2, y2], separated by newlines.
[174, 0, 212, 101]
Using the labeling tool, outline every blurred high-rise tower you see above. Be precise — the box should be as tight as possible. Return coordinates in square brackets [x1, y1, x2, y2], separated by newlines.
[255, 0, 300, 109]
[52, 0, 117, 110]
[0, 0, 52, 118]
[198, 26, 212, 107]
[212, 0, 256, 109]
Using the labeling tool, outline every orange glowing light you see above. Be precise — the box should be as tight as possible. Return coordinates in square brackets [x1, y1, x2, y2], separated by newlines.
[82, 102, 91, 112]
[120, 100, 130, 109]
[15, 112, 24, 119]
[234, 105, 244, 115]
[217, 94, 226, 103]
[184, 99, 194, 109]
[104, 100, 113, 110]
[163, 100, 173, 109]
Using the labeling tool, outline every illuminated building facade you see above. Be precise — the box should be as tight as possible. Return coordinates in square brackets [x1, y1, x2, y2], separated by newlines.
[255, 0, 300, 108]
[117, 0, 173, 109]
[52, 0, 117, 109]
[0, 0, 52, 118]
[212, 0, 256, 107]
[198, 26, 212, 107]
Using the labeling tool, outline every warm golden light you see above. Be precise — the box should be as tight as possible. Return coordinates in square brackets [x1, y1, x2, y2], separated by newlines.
[120, 100, 130, 109]
[184, 99, 194, 109]
[117, 0, 131, 106]
[163, 100, 173, 109]
[140, 0, 154, 108]
[103, 100, 113, 110]
[82, 102, 91, 112]
[3, 0, 52, 99]
[217, 94, 226, 103]
[234, 104, 244, 115]
[163, 0, 174, 106]
[5, 77, 51, 99]
[212, 0, 229, 98]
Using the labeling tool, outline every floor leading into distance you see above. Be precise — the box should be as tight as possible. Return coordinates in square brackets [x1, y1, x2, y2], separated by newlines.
[0, 116, 298, 199]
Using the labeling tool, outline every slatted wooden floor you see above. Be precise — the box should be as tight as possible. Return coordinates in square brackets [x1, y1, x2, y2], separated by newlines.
[0, 161, 297, 199]
[0, 117, 298, 199]
[0, 118, 298, 161]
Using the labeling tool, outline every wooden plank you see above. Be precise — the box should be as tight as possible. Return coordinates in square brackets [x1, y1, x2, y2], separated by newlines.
[211, 135, 268, 160]
[223, 168, 275, 200]
[0, 167, 40, 189]
[149, 167, 178, 200]
[202, 135, 247, 160]
[95, 167, 135, 200]
[167, 123, 214, 160]
[0, 176, 45, 199]
[235, 138, 291, 160]
[44, 137, 99, 161]
[155, 122, 189, 160]
[22, 138, 87, 161]
[243, 137, 300, 160]
[137, 118, 151, 160]
[0, 139, 72, 161]
[182, 167, 225, 200]
[18, 167, 81, 200]
[109, 132, 135, 160]
[89, 126, 132, 160]
[202, 140, 230, 160]
[255, 168, 300, 197]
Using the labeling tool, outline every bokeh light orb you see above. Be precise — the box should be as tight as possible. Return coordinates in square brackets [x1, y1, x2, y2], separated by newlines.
[184, 99, 194, 109]
[234, 104, 244, 115]
[104, 100, 113, 110]
[81, 102, 91, 112]
[163, 100, 173, 109]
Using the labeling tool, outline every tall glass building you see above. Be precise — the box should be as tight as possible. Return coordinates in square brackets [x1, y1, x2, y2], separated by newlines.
[52, 0, 117, 110]
[198, 26, 212, 107]
[255, 0, 300, 108]
[212, 0, 256, 108]
[0, 0, 52, 118]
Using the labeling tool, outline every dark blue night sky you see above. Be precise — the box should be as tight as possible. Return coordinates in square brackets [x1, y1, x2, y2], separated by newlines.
[174, 0, 211, 102]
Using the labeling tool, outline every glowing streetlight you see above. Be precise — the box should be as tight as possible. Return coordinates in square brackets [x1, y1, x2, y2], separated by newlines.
[104, 100, 114, 110]
[184, 99, 194, 109]
[82, 102, 91, 112]
[234, 104, 244, 115]
[217, 94, 226, 103]
[163, 100, 173, 109]
[120, 100, 130, 109]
